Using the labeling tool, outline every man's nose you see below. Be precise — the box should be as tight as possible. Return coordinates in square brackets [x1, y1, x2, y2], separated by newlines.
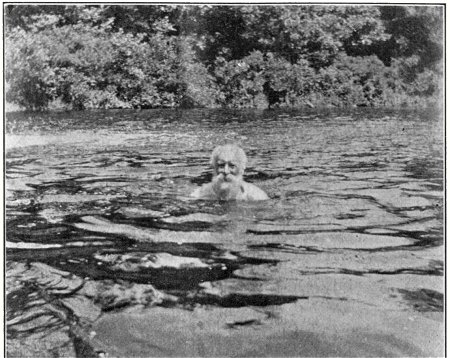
[224, 164, 230, 174]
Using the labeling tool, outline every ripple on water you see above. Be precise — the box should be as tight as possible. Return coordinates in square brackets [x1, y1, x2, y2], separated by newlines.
[5, 108, 443, 357]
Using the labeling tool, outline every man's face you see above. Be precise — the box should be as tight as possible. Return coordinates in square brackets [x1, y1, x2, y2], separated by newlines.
[213, 151, 244, 184]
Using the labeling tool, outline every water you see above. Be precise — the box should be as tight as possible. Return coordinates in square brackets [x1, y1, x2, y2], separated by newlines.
[6, 108, 444, 357]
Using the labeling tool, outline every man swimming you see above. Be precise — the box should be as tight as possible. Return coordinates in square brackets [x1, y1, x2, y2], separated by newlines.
[191, 144, 269, 201]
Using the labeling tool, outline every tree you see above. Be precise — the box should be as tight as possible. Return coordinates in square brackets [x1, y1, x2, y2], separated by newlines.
[4, 4, 442, 110]
[195, 6, 389, 67]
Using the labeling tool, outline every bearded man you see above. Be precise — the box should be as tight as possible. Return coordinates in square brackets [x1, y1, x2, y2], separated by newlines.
[191, 144, 268, 201]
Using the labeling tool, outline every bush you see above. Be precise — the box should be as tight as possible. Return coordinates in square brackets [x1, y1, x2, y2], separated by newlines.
[5, 11, 200, 110]
[316, 54, 389, 106]
[5, 5, 441, 111]
[176, 37, 221, 108]
[213, 51, 263, 108]
[5, 26, 56, 110]
[213, 51, 319, 108]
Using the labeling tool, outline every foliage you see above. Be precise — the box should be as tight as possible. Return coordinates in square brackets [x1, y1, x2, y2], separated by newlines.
[213, 51, 319, 108]
[379, 6, 443, 69]
[194, 6, 389, 67]
[5, 8, 196, 110]
[4, 4, 443, 110]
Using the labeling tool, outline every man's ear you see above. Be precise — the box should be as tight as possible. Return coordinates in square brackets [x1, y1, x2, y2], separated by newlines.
[238, 163, 246, 176]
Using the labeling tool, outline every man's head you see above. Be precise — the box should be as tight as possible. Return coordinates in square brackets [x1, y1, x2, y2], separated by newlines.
[211, 144, 247, 180]
[210, 144, 247, 199]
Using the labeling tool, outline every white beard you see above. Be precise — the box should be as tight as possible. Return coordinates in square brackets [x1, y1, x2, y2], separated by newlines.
[212, 174, 243, 200]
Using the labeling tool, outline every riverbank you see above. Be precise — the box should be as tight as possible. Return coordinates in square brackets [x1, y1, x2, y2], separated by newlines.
[5, 98, 442, 115]
[5, 6, 442, 111]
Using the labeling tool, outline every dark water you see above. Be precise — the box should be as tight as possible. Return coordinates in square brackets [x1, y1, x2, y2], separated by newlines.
[6, 108, 444, 357]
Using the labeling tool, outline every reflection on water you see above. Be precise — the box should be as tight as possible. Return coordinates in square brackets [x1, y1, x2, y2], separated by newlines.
[6, 108, 444, 357]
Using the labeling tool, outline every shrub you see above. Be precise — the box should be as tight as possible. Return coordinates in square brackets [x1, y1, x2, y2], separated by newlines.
[5, 11, 195, 110]
[5, 5, 441, 110]
[214, 51, 267, 108]
[5, 26, 56, 110]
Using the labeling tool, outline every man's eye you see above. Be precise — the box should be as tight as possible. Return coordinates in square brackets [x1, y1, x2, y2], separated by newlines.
[229, 164, 236, 169]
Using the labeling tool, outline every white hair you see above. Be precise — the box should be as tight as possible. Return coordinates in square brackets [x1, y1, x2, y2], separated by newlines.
[210, 144, 247, 174]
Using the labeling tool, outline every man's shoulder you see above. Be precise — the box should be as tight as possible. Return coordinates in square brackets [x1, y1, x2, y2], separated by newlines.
[242, 182, 269, 201]
[191, 183, 215, 199]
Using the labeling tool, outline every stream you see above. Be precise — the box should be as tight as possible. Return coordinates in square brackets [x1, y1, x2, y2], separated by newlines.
[6, 108, 444, 357]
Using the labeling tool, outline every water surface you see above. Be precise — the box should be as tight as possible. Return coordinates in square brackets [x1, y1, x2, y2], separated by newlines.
[6, 108, 444, 357]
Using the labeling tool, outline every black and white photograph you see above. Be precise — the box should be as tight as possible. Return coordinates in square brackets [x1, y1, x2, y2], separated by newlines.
[4, 2, 445, 357]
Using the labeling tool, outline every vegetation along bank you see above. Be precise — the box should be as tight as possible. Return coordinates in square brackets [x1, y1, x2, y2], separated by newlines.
[5, 5, 443, 111]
